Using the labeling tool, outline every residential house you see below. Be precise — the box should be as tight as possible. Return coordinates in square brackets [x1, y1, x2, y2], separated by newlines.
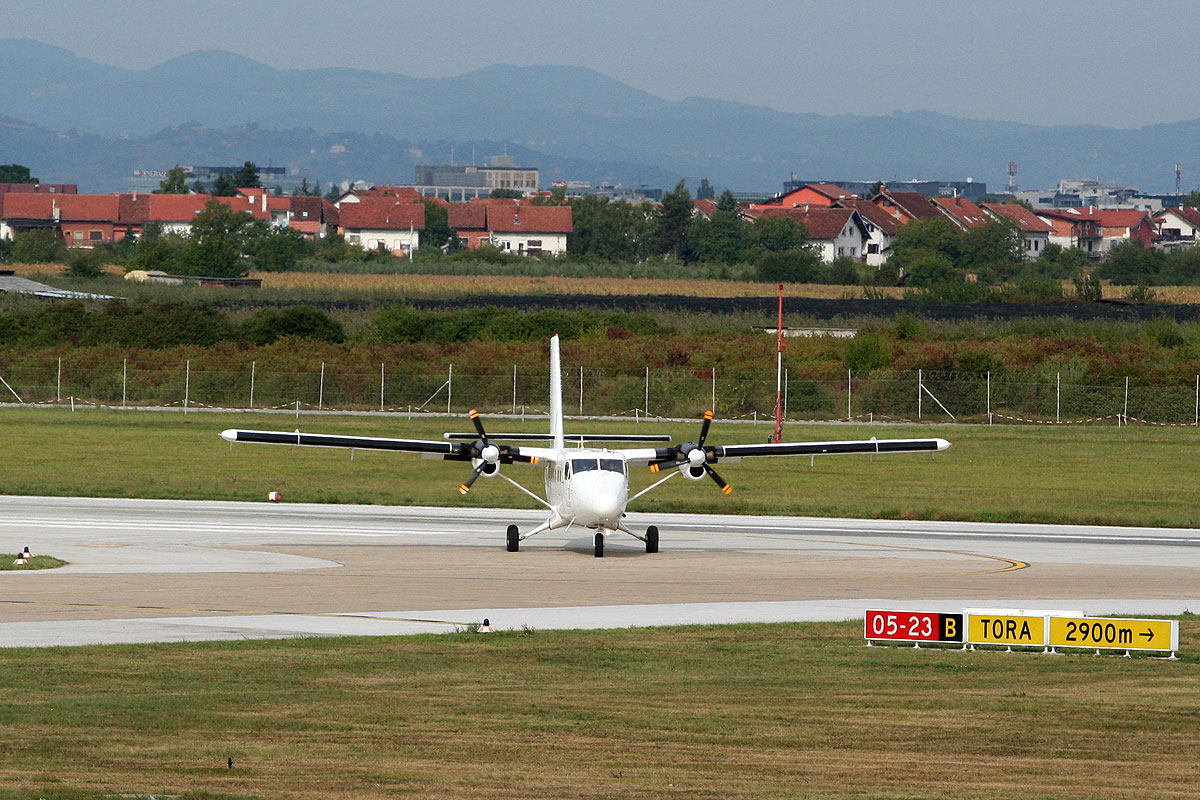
[760, 183, 857, 209]
[0, 193, 124, 246]
[1035, 208, 1154, 257]
[981, 202, 1053, 259]
[1153, 206, 1200, 250]
[447, 203, 489, 249]
[754, 206, 869, 262]
[833, 198, 898, 266]
[335, 186, 421, 205]
[287, 196, 340, 239]
[485, 203, 572, 256]
[338, 197, 425, 255]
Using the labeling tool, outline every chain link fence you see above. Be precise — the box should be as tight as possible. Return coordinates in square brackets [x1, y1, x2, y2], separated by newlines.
[3, 358, 1199, 426]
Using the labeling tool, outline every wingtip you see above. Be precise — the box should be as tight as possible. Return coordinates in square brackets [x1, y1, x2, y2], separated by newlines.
[935, 438, 951, 451]
[220, 429, 238, 443]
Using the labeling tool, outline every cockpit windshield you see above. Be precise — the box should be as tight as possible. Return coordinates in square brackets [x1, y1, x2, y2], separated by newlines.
[570, 458, 625, 475]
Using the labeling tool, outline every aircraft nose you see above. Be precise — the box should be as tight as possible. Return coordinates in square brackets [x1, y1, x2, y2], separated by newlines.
[591, 491, 621, 521]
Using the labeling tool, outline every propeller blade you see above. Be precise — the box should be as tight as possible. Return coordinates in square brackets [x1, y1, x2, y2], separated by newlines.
[703, 463, 732, 494]
[469, 409, 488, 440]
[458, 463, 486, 495]
[697, 410, 713, 447]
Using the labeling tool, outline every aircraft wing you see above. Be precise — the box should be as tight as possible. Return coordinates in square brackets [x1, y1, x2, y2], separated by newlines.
[709, 437, 950, 460]
[617, 437, 949, 466]
[219, 428, 547, 464]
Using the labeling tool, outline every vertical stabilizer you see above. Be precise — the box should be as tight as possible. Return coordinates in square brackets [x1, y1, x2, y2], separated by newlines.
[549, 335, 564, 449]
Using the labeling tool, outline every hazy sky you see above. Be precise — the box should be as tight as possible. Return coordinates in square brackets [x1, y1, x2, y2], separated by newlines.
[9, 0, 1200, 128]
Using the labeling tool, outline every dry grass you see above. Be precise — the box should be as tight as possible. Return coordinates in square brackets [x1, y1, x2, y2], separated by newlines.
[0, 620, 1196, 799]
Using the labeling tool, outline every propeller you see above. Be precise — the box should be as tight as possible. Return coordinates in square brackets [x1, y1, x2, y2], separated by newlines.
[457, 409, 537, 494]
[650, 411, 731, 494]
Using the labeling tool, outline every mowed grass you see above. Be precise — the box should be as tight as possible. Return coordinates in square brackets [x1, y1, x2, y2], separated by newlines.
[0, 407, 1199, 526]
[0, 554, 64, 571]
[1, 621, 1198, 800]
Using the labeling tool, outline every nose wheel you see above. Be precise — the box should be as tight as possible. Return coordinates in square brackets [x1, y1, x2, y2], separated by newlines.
[645, 525, 659, 553]
[506, 524, 520, 552]
[593, 531, 605, 558]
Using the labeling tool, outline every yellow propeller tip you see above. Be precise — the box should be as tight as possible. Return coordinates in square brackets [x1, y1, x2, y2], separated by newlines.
[458, 485, 470, 494]
[722, 485, 732, 494]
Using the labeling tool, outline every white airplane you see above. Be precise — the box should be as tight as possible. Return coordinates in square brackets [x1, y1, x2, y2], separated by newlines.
[221, 335, 949, 557]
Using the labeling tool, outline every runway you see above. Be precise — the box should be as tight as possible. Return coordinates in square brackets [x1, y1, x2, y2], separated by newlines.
[2, 495, 1199, 647]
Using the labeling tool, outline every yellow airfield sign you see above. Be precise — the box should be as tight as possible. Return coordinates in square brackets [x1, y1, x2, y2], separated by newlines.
[967, 614, 1046, 647]
[1049, 617, 1178, 652]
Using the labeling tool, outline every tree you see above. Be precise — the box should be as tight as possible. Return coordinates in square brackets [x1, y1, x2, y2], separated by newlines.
[155, 165, 190, 194]
[490, 188, 523, 199]
[12, 228, 66, 263]
[324, 183, 343, 202]
[178, 200, 254, 277]
[749, 215, 809, 255]
[233, 161, 261, 189]
[961, 220, 1023, 280]
[696, 178, 715, 200]
[686, 207, 746, 264]
[418, 198, 452, 252]
[653, 180, 694, 259]
[1096, 240, 1164, 285]
[898, 248, 959, 287]
[568, 196, 654, 261]
[248, 225, 310, 272]
[716, 189, 738, 212]
[888, 217, 965, 285]
[1182, 190, 1200, 209]
[293, 178, 318, 197]
[0, 164, 37, 183]
[126, 222, 183, 272]
[241, 306, 344, 345]
[754, 248, 822, 283]
[211, 173, 237, 197]
[1033, 242, 1089, 278]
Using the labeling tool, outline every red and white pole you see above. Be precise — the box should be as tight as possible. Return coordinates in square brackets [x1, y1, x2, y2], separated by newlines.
[774, 283, 784, 443]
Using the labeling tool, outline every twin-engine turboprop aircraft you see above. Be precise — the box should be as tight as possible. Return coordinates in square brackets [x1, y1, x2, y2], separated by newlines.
[221, 335, 949, 557]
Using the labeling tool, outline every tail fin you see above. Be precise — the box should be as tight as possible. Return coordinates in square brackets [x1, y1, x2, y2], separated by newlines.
[549, 334, 564, 450]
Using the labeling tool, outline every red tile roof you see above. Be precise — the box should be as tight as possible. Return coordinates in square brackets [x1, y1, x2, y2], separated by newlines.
[447, 203, 487, 230]
[0, 183, 77, 194]
[693, 198, 718, 218]
[339, 198, 426, 230]
[1158, 206, 1200, 229]
[805, 183, 856, 201]
[835, 198, 897, 235]
[874, 190, 943, 221]
[485, 204, 572, 234]
[981, 202, 1053, 233]
[1, 193, 120, 221]
[757, 206, 860, 240]
[144, 194, 216, 222]
[931, 196, 990, 229]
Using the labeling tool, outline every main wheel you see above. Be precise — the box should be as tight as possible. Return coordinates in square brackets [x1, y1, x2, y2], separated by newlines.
[506, 524, 520, 552]
[593, 531, 605, 558]
[645, 525, 659, 554]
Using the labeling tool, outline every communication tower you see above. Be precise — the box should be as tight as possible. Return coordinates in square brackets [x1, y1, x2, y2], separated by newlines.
[1007, 162, 1018, 194]
[1176, 163, 1182, 195]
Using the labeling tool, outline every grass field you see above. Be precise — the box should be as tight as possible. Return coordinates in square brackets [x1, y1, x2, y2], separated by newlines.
[0, 620, 1196, 800]
[0, 554, 63, 570]
[2, 407, 1200, 527]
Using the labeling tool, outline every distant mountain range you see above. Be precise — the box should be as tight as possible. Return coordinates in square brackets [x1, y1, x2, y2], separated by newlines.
[2, 37, 1198, 194]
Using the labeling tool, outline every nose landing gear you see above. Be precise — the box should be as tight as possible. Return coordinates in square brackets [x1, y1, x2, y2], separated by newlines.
[593, 531, 605, 558]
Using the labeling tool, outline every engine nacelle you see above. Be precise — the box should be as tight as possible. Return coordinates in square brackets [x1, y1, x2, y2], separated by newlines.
[472, 458, 501, 477]
[678, 463, 707, 481]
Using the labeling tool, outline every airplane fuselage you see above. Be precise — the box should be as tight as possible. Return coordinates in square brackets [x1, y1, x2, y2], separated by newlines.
[545, 449, 630, 529]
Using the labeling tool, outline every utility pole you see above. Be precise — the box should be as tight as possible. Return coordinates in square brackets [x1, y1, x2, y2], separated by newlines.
[774, 283, 785, 443]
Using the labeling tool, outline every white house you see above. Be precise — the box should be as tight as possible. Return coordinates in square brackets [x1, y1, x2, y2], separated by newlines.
[485, 204, 573, 256]
[338, 198, 425, 255]
[754, 206, 869, 263]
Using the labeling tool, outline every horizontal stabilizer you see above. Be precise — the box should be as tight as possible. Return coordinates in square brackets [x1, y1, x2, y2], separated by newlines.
[443, 432, 672, 443]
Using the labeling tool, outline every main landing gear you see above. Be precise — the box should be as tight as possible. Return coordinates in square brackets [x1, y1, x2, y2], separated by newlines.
[504, 524, 661, 556]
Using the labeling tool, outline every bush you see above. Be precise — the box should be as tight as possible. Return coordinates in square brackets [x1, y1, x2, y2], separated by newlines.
[12, 228, 67, 264]
[844, 331, 892, 371]
[754, 248, 821, 283]
[242, 306, 345, 345]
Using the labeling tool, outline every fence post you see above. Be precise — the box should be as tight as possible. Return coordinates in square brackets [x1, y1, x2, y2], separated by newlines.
[579, 366, 584, 416]
[644, 367, 649, 417]
[57, 357, 62, 402]
[847, 369, 851, 421]
[1195, 374, 1198, 427]
[318, 362, 325, 411]
[987, 370, 991, 425]
[250, 360, 256, 409]
[380, 363, 385, 412]
[122, 358, 127, 408]
[512, 365, 517, 414]
[711, 367, 716, 414]
[183, 359, 190, 415]
[1056, 372, 1060, 424]
[917, 369, 922, 421]
[447, 364, 453, 415]
[1123, 376, 1129, 426]
[783, 368, 788, 421]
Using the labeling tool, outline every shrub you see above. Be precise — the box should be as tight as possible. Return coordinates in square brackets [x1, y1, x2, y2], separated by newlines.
[844, 331, 892, 371]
